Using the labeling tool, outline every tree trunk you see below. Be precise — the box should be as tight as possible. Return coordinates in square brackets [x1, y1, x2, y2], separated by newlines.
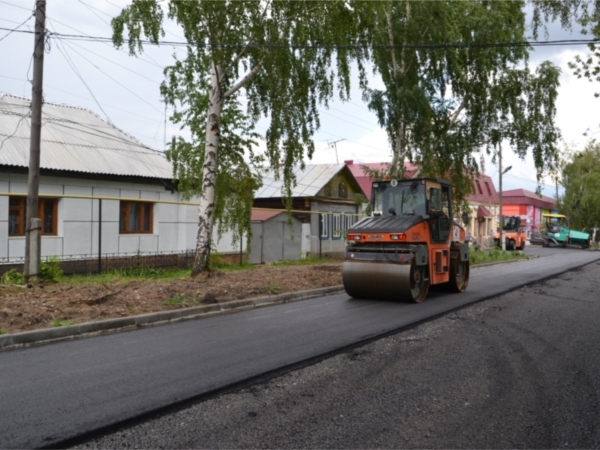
[386, 1, 410, 178]
[192, 63, 223, 275]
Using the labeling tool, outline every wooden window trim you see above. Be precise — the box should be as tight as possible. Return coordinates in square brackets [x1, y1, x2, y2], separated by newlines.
[119, 201, 154, 234]
[9, 196, 58, 237]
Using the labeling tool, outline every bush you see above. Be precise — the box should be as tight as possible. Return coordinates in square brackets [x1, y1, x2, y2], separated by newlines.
[41, 257, 63, 282]
[2, 269, 24, 285]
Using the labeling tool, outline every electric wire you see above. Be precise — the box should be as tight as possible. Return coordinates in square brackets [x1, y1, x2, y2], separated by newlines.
[0, 112, 30, 152]
[59, 39, 164, 114]
[2, 26, 600, 50]
[49, 23, 114, 124]
[320, 109, 379, 132]
[0, 15, 31, 43]
[0, 75, 163, 124]
[63, 39, 161, 85]
[19, 18, 164, 69]
[0, 0, 30, 12]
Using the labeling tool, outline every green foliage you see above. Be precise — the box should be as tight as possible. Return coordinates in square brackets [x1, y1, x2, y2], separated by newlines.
[354, 0, 561, 204]
[2, 269, 24, 285]
[0, 328, 6, 335]
[559, 142, 600, 230]
[112, 267, 165, 277]
[51, 318, 74, 327]
[162, 294, 199, 308]
[62, 268, 190, 285]
[469, 246, 527, 265]
[40, 257, 63, 282]
[264, 283, 280, 294]
[112, 1, 362, 270]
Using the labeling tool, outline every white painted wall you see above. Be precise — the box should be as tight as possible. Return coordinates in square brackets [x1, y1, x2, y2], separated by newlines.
[0, 172, 238, 262]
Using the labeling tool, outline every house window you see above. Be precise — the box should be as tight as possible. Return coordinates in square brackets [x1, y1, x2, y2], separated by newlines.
[332, 214, 342, 240]
[475, 180, 483, 195]
[9, 196, 58, 236]
[484, 181, 492, 196]
[338, 182, 348, 199]
[346, 215, 354, 230]
[319, 213, 329, 240]
[119, 201, 153, 233]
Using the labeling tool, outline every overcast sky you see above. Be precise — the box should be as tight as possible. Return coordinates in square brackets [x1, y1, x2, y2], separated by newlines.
[1, 0, 599, 198]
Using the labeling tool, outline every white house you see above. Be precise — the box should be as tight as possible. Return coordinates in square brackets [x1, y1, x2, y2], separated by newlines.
[0, 93, 240, 264]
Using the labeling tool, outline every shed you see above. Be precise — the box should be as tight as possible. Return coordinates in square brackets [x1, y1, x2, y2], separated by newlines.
[249, 209, 303, 264]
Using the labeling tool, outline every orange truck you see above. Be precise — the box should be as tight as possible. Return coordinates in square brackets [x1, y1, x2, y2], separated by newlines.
[493, 216, 526, 251]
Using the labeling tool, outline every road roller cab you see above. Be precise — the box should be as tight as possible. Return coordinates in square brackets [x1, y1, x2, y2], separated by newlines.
[343, 178, 469, 303]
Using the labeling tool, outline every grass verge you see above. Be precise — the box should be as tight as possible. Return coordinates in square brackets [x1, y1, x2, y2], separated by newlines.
[469, 245, 528, 265]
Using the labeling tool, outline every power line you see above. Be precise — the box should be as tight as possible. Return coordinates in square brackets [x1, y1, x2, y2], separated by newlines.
[22, 17, 164, 69]
[0, 75, 163, 123]
[3, 26, 600, 50]
[50, 24, 114, 124]
[0, 112, 30, 151]
[0, 15, 31, 43]
[0, 0, 31, 11]
[320, 109, 378, 132]
[63, 39, 161, 85]
[59, 39, 163, 114]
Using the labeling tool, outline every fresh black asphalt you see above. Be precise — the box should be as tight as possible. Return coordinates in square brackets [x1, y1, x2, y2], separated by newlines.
[76, 258, 600, 449]
[0, 248, 598, 448]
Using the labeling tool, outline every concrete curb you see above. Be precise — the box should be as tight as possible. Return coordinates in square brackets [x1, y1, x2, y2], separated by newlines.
[0, 285, 345, 352]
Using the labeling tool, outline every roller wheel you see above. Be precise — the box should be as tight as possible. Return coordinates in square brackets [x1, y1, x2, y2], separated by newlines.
[448, 257, 470, 293]
[506, 239, 515, 251]
[409, 263, 429, 303]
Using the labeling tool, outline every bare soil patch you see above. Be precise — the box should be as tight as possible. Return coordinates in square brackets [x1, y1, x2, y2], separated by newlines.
[0, 263, 343, 335]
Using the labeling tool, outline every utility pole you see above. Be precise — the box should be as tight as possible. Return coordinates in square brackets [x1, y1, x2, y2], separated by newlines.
[499, 146, 504, 251]
[24, 0, 46, 280]
[498, 146, 512, 251]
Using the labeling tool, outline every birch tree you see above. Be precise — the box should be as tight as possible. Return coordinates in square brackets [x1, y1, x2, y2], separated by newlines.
[559, 143, 600, 230]
[112, 1, 362, 275]
[353, 0, 561, 206]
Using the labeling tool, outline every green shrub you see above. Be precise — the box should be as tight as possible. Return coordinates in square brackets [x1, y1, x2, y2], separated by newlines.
[2, 269, 24, 285]
[41, 257, 63, 282]
[51, 318, 74, 327]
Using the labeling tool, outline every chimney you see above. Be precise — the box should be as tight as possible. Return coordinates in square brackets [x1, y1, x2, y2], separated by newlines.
[344, 160, 354, 165]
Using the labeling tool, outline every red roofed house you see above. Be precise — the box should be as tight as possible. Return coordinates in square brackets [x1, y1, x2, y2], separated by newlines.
[500, 189, 557, 239]
[465, 173, 499, 245]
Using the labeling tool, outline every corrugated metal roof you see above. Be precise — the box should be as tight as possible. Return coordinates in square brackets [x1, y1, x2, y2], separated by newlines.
[255, 164, 346, 198]
[0, 93, 173, 179]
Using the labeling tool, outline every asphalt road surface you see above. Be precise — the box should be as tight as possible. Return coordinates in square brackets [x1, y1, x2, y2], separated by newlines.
[74, 256, 600, 449]
[0, 248, 598, 448]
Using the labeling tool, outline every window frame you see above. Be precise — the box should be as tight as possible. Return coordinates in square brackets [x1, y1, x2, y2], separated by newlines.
[319, 213, 329, 240]
[9, 196, 58, 237]
[119, 200, 154, 234]
[475, 180, 483, 195]
[332, 214, 342, 240]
